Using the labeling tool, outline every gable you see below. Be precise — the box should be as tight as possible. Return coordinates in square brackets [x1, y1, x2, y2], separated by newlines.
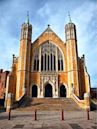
[32, 26, 66, 53]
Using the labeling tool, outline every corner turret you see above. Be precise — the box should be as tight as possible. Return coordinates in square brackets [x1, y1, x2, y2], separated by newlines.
[16, 13, 32, 100]
[20, 12, 32, 41]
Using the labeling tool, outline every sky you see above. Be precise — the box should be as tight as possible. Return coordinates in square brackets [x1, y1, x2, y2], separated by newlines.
[0, 0, 97, 87]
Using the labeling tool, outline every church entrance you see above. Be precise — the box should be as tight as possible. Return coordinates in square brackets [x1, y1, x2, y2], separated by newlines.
[60, 85, 66, 97]
[45, 84, 52, 97]
[32, 85, 37, 97]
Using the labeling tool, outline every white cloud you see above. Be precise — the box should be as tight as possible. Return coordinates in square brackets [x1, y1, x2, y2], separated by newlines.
[0, 12, 19, 70]
[71, 1, 97, 87]
[0, 0, 96, 87]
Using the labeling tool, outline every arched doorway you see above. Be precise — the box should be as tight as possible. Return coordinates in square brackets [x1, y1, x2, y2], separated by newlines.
[60, 85, 66, 97]
[32, 85, 37, 97]
[45, 84, 52, 97]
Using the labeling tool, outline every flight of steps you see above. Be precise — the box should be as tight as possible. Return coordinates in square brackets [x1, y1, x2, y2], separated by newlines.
[17, 98, 81, 111]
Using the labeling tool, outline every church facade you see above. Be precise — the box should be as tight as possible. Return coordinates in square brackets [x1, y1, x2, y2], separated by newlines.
[5, 16, 90, 102]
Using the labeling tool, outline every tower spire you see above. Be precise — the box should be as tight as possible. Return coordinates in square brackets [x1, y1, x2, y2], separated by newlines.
[68, 11, 72, 23]
[26, 11, 29, 24]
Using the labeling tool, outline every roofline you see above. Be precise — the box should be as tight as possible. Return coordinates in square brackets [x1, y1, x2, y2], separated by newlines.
[32, 26, 65, 44]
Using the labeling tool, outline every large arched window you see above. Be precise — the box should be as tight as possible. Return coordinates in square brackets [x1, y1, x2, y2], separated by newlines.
[33, 42, 64, 72]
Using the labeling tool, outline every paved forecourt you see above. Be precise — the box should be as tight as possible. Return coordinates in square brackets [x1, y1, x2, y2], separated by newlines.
[0, 110, 97, 129]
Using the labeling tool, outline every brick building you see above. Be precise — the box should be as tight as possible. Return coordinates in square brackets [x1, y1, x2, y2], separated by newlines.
[90, 88, 97, 99]
[5, 15, 91, 107]
[0, 69, 9, 105]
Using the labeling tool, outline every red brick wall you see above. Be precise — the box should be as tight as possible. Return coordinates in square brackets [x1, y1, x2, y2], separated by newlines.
[0, 69, 9, 99]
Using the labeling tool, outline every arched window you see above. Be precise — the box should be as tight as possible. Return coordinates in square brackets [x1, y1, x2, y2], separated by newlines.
[33, 42, 64, 72]
[45, 83, 52, 97]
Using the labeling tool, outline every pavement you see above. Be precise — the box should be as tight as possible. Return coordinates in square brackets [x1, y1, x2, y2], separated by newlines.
[0, 110, 97, 129]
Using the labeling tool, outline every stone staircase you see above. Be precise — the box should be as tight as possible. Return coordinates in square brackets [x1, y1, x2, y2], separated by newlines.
[17, 98, 81, 111]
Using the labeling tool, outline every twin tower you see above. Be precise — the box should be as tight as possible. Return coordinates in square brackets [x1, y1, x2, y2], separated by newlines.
[6, 15, 90, 102]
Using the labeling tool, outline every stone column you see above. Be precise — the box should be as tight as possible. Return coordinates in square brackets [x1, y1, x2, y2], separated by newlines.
[39, 47, 41, 72]
[56, 48, 58, 71]
[38, 76, 44, 98]
[70, 83, 74, 97]
[46, 54, 48, 71]
[49, 54, 51, 71]
[71, 83, 74, 93]
[66, 86, 69, 98]
[43, 55, 45, 71]
[52, 75, 58, 98]
[53, 83, 58, 98]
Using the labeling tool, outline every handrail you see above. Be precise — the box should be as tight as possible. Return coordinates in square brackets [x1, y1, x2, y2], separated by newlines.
[71, 93, 86, 109]
[72, 93, 85, 103]
[91, 99, 97, 105]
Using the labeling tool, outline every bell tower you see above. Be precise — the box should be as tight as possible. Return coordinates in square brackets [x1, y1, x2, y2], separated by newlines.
[65, 12, 77, 41]
[65, 13, 80, 97]
[16, 13, 32, 100]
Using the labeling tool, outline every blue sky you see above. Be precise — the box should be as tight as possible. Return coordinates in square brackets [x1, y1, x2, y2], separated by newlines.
[0, 0, 97, 87]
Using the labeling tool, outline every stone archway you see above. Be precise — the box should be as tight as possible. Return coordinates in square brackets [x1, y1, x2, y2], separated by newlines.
[60, 85, 66, 97]
[45, 83, 52, 97]
[32, 85, 37, 97]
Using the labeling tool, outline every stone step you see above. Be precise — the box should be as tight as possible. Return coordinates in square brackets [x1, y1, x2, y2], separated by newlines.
[17, 98, 81, 111]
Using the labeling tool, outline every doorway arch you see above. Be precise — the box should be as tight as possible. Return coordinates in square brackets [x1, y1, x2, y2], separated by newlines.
[45, 83, 52, 97]
[60, 85, 66, 97]
[32, 85, 37, 97]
